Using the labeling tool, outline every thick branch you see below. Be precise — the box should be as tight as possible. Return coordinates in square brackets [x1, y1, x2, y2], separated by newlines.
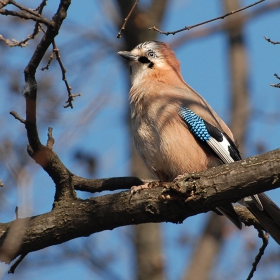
[0, 148, 279, 263]
[18, 0, 74, 202]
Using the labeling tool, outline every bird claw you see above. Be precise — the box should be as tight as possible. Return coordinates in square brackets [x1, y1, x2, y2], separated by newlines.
[129, 183, 150, 203]
[173, 174, 187, 182]
[130, 182, 150, 194]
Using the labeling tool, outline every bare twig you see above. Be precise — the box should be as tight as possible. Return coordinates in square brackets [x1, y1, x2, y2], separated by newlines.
[40, 28, 81, 107]
[264, 37, 280, 88]
[63, 93, 81, 108]
[40, 25, 55, 70]
[8, 253, 28, 274]
[116, 0, 139, 38]
[10, 0, 45, 17]
[264, 36, 280, 45]
[46, 127, 55, 149]
[0, 8, 51, 26]
[51, 40, 81, 108]
[33, 0, 47, 13]
[0, 31, 40, 47]
[29, 1, 47, 46]
[149, 0, 265, 35]
[269, 74, 280, 88]
[170, 1, 280, 49]
[10, 111, 26, 124]
[246, 230, 269, 280]
[270, 82, 280, 88]
[41, 50, 55, 70]
[0, 2, 45, 47]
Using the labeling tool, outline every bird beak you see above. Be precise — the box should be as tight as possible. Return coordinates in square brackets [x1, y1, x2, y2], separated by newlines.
[118, 51, 137, 62]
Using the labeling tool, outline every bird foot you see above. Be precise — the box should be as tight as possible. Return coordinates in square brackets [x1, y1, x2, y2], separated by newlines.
[129, 182, 153, 203]
[173, 174, 187, 182]
[130, 182, 150, 195]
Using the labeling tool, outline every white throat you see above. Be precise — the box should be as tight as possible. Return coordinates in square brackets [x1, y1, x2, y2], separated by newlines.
[130, 63, 149, 86]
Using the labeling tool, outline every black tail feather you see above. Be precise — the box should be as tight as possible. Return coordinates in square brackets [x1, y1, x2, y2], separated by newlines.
[217, 204, 242, 230]
[246, 193, 280, 245]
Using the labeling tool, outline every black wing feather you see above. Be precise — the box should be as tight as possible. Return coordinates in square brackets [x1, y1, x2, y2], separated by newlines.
[204, 121, 223, 142]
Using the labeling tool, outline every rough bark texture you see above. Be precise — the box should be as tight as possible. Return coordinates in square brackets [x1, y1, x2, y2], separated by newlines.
[0, 148, 280, 264]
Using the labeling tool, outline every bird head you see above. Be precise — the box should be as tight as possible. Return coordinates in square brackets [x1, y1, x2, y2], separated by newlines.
[118, 41, 184, 86]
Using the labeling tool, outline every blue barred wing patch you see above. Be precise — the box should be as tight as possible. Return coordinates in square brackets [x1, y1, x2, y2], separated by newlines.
[178, 106, 210, 141]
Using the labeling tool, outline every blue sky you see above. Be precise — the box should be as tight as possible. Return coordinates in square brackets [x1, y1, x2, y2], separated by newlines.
[0, 1, 280, 279]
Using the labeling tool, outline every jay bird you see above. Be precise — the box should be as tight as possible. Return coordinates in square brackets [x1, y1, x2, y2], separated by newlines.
[118, 41, 280, 244]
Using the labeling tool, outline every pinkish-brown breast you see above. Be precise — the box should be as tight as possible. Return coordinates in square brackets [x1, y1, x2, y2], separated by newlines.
[130, 82, 224, 182]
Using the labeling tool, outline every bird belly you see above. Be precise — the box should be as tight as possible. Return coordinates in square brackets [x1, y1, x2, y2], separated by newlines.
[133, 116, 215, 182]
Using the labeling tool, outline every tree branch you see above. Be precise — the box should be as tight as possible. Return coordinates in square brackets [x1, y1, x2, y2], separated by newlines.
[264, 36, 280, 45]
[0, 8, 50, 26]
[116, 0, 139, 38]
[0, 148, 279, 264]
[17, 0, 75, 203]
[170, 1, 280, 49]
[149, 0, 265, 36]
[247, 230, 269, 280]
[0, 1, 46, 47]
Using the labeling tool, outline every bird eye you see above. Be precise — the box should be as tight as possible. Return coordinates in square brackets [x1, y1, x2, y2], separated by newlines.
[148, 51, 156, 58]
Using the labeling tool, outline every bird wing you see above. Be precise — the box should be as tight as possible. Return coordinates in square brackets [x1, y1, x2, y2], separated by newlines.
[178, 106, 240, 162]
[178, 105, 263, 210]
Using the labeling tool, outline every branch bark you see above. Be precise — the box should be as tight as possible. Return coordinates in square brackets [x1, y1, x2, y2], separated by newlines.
[0, 148, 279, 264]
